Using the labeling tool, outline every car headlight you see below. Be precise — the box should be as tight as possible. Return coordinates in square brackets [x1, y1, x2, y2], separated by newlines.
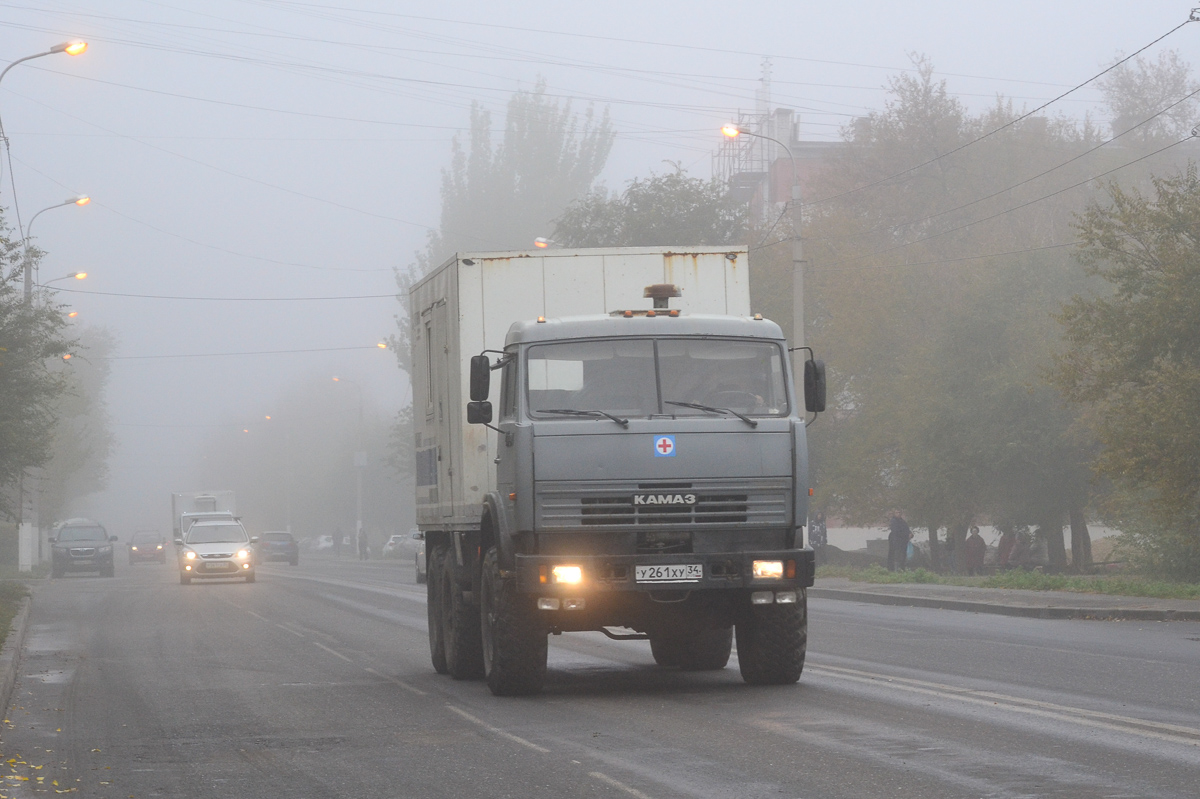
[237, 550, 250, 560]
[131, 546, 139, 551]
[156, 545, 163, 550]
[185, 550, 196, 560]
[99, 545, 112, 554]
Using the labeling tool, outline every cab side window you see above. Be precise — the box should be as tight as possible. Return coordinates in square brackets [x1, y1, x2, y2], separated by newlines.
[499, 360, 518, 421]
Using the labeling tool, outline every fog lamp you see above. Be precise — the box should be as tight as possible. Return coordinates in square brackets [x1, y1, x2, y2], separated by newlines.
[538, 598, 560, 610]
[184, 565, 192, 572]
[552, 565, 583, 584]
[775, 590, 798, 604]
[751, 591, 775, 605]
[563, 598, 586, 610]
[752, 560, 784, 579]
[242, 562, 251, 570]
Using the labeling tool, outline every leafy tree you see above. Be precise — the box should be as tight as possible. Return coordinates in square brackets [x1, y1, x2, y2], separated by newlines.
[422, 80, 615, 265]
[553, 168, 746, 247]
[0, 212, 74, 521]
[1053, 166, 1200, 578]
[36, 326, 116, 525]
[803, 59, 1108, 570]
[1098, 50, 1200, 143]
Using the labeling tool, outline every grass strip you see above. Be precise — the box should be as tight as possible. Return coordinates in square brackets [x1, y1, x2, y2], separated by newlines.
[0, 581, 29, 650]
[816, 564, 1200, 600]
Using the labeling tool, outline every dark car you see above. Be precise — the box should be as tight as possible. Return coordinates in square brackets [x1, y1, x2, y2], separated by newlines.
[128, 531, 168, 565]
[256, 531, 299, 566]
[51, 519, 117, 578]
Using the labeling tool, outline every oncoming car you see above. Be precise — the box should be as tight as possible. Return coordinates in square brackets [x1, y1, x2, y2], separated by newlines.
[177, 520, 258, 584]
[51, 519, 117, 578]
[128, 531, 168, 565]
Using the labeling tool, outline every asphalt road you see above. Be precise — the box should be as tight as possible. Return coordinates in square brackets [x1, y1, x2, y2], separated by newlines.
[2, 556, 1198, 798]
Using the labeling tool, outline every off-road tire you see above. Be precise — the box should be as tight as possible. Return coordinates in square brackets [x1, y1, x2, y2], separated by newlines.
[441, 549, 484, 679]
[480, 547, 547, 696]
[180, 572, 191, 585]
[736, 592, 807, 685]
[650, 626, 732, 671]
[426, 545, 448, 674]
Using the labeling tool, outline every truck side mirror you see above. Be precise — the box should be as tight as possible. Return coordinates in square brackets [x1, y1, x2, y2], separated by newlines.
[467, 401, 493, 425]
[469, 355, 491, 401]
[804, 359, 827, 413]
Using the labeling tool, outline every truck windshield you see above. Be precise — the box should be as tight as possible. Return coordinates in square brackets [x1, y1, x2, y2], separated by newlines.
[526, 338, 788, 419]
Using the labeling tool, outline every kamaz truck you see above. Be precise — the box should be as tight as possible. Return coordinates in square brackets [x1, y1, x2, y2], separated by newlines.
[410, 247, 824, 695]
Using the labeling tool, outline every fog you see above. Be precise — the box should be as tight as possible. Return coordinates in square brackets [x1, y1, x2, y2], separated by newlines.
[0, 1, 1184, 539]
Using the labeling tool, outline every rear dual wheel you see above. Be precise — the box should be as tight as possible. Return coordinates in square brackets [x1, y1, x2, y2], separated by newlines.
[441, 549, 484, 679]
[426, 545, 448, 674]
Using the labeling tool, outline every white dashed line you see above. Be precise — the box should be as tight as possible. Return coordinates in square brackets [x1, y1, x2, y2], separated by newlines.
[312, 641, 353, 662]
[446, 705, 550, 753]
[589, 771, 656, 799]
[364, 667, 427, 696]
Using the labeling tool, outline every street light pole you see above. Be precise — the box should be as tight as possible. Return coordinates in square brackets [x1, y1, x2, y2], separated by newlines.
[722, 124, 806, 393]
[23, 195, 89, 303]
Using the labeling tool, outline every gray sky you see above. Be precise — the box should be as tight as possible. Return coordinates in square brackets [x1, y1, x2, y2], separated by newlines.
[0, 1, 1192, 532]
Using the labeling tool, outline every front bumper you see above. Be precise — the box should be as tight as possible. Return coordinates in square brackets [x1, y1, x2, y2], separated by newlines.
[514, 548, 814, 594]
[53, 549, 113, 571]
[129, 548, 166, 562]
[181, 559, 254, 578]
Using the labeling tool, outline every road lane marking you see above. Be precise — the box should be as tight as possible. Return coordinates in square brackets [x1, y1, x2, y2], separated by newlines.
[445, 705, 549, 753]
[806, 664, 1200, 747]
[246, 610, 270, 623]
[312, 641, 353, 662]
[588, 771, 656, 799]
[276, 623, 305, 638]
[364, 667, 427, 696]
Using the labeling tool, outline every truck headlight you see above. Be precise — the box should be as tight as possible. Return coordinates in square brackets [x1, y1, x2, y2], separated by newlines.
[551, 565, 583, 584]
[752, 560, 784, 579]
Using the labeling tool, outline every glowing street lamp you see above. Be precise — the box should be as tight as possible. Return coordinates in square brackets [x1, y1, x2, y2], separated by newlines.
[721, 122, 807, 395]
[24, 196, 89, 302]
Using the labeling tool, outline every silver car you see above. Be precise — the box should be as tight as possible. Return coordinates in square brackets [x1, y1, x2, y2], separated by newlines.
[177, 520, 258, 584]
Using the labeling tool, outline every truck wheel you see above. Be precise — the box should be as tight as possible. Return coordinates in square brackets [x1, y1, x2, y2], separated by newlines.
[426, 546, 448, 674]
[441, 550, 484, 679]
[736, 591, 807, 685]
[650, 626, 732, 671]
[480, 547, 547, 696]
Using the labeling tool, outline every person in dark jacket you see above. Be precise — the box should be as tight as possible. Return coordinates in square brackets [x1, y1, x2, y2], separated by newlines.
[887, 510, 912, 571]
[964, 525, 987, 575]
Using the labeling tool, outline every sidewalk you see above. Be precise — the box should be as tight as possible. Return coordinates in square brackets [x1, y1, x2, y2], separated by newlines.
[810, 577, 1200, 621]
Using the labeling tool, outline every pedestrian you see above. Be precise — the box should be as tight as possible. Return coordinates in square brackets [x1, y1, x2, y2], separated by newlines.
[357, 526, 369, 560]
[332, 525, 344, 559]
[887, 510, 913, 571]
[809, 512, 828, 563]
[996, 527, 1017, 569]
[964, 524, 987, 576]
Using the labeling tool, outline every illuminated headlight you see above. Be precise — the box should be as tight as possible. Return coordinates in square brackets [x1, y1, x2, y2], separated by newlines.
[752, 560, 784, 579]
[241, 562, 251, 569]
[185, 551, 196, 560]
[155, 545, 162, 550]
[184, 564, 192, 571]
[551, 565, 583, 584]
[131, 546, 139, 551]
[236, 550, 250, 560]
[99, 546, 112, 554]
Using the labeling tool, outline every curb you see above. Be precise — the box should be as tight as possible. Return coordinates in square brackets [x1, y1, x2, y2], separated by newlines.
[0, 595, 31, 716]
[808, 588, 1200, 622]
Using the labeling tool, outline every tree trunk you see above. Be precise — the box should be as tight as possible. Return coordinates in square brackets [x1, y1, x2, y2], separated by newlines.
[1041, 513, 1068, 573]
[927, 525, 942, 573]
[1069, 505, 1093, 574]
[947, 522, 968, 574]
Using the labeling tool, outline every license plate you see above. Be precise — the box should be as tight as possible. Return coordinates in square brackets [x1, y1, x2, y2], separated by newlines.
[204, 562, 228, 570]
[635, 564, 703, 583]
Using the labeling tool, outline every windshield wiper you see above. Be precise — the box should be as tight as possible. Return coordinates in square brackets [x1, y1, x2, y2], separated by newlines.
[539, 408, 630, 428]
[665, 400, 757, 428]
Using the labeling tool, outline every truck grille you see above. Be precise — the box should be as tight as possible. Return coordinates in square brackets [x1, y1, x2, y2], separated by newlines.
[537, 478, 790, 529]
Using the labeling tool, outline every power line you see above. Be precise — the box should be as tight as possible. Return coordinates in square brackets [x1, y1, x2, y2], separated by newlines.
[53, 286, 395, 301]
[804, 14, 1197, 209]
[103, 344, 385, 360]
